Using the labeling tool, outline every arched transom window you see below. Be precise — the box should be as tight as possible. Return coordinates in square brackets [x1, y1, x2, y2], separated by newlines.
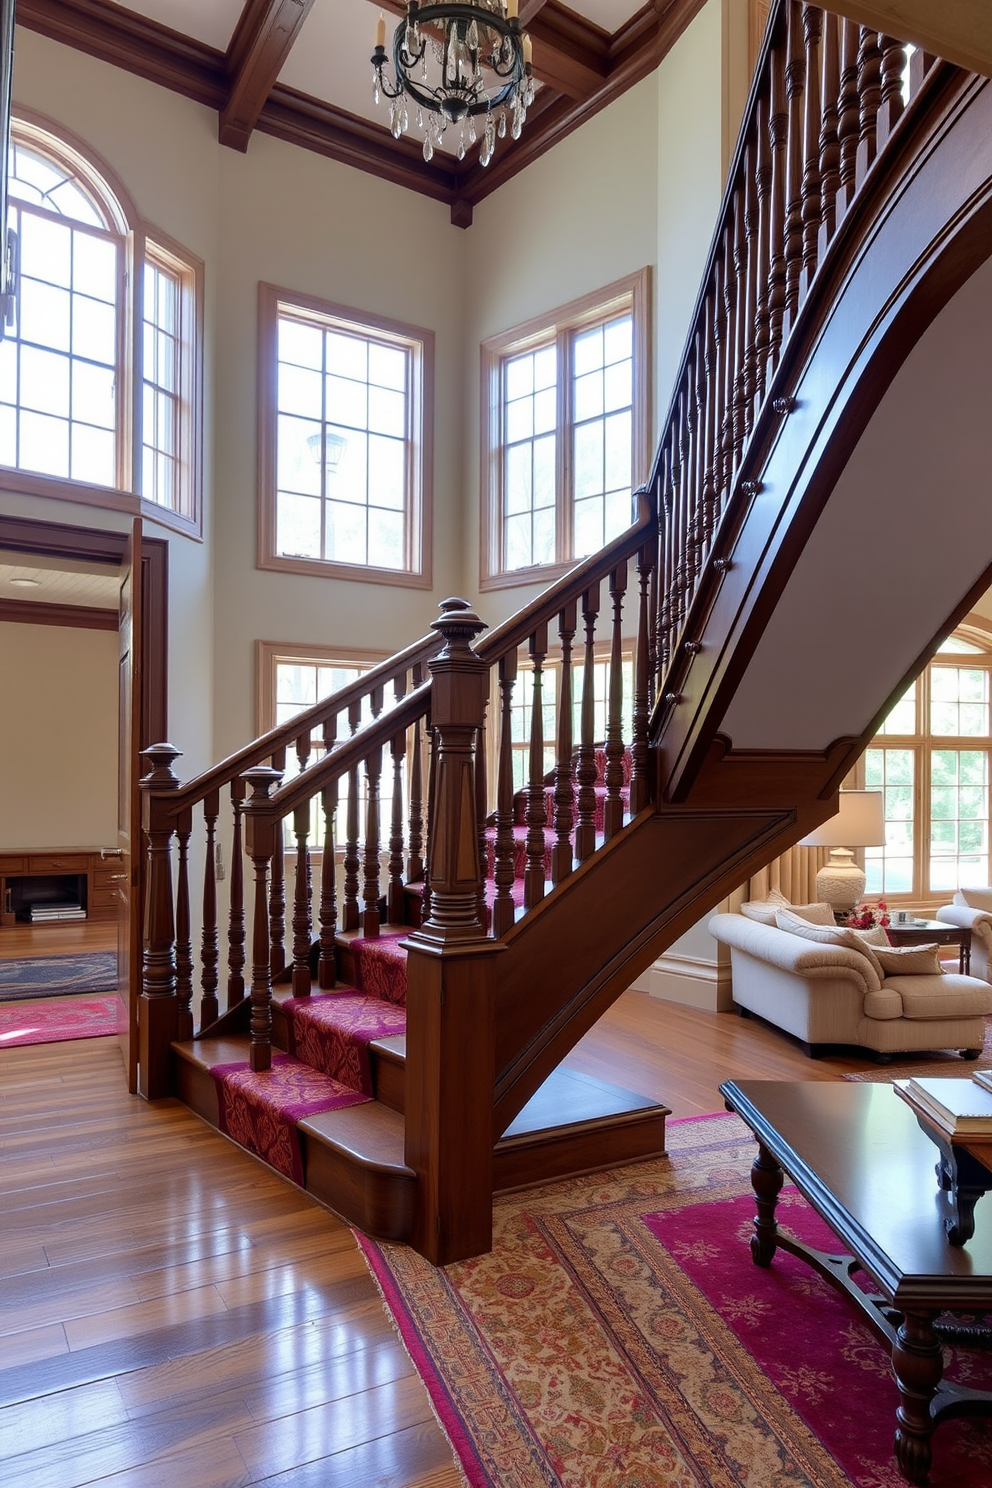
[0, 119, 202, 533]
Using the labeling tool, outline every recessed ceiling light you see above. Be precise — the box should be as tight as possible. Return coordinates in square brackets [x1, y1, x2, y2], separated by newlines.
[10, 577, 41, 587]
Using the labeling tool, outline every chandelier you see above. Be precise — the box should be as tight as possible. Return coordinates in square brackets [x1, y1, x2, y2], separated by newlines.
[372, 2, 535, 166]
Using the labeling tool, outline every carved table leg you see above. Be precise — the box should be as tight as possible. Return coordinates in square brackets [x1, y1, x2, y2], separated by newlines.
[750, 1141, 784, 1267]
[893, 1311, 942, 1485]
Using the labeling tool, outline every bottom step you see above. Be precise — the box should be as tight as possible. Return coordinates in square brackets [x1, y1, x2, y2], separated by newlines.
[171, 1038, 667, 1246]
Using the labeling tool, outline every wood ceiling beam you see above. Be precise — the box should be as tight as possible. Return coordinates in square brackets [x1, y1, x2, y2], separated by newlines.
[220, 0, 316, 152]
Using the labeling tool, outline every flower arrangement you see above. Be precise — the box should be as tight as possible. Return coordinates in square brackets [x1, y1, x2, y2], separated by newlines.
[846, 900, 890, 929]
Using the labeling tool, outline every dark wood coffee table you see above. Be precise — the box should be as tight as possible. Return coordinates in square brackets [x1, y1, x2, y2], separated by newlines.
[720, 1079, 992, 1484]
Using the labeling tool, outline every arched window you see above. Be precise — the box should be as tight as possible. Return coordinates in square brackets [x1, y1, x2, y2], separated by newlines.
[864, 623, 992, 901]
[0, 117, 202, 533]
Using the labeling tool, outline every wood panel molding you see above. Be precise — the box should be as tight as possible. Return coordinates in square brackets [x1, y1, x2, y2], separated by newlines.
[0, 598, 117, 629]
[220, 0, 316, 152]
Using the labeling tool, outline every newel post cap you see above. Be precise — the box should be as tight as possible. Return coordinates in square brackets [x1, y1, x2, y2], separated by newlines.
[140, 742, 183, 789]
[430, 596, 488, 651]
[241, 765, 284, 805]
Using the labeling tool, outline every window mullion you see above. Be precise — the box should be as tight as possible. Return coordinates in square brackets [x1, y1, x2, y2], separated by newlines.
[558, 327, 571, 566]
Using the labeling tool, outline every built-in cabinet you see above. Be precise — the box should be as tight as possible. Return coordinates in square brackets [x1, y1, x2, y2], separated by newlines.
[0, 850, 121, 928]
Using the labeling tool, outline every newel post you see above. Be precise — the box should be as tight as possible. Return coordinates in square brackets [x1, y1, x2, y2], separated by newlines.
[139, 743, 182, 1100]
[404, 598, 500, 1264]
[242, 766, 283, 1073]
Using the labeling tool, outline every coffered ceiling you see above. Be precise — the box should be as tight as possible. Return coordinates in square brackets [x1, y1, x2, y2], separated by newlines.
[15, 0, 707, 224]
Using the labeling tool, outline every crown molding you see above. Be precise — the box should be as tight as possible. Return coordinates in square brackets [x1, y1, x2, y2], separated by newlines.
[16, 0, 707, 226]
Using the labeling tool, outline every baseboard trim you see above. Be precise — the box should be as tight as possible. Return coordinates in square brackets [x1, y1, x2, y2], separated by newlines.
[634, 952, 733, 1013]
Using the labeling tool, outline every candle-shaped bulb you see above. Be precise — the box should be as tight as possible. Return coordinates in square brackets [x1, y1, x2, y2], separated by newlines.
[522, 33, 532, 66]
[375, 12, 386, 48]
[506, 0, 518, 17]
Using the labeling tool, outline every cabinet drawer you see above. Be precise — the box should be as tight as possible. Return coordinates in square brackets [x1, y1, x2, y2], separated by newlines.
[91, 887, 122, 911]
[0, 856, 27, 873]
[93, 868, 126, 889]
[28, 854, 86, 873]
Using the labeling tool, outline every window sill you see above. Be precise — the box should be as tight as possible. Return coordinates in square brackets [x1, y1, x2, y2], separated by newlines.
[480, 559, 576, 592]
[0, 466, 202, 541]
[258, 551, 432, 589]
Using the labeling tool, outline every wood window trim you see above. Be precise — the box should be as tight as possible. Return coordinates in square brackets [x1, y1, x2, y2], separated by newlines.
[256, 639, 389, 737]
[256, 282, 434, 589]
[479, 267, 652, 592]
[865, 613, 992, 908]
[0, 110, 204, 540]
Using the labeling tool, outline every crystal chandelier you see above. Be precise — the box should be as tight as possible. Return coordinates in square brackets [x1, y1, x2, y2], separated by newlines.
[372, 2, 535, 166]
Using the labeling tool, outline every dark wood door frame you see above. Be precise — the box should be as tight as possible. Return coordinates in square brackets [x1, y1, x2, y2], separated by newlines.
[0, 512, 168, 748]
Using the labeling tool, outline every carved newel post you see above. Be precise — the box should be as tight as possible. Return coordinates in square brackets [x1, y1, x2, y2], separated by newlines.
[404, 598, 501, 1264]
[139, 743, 183, 1100]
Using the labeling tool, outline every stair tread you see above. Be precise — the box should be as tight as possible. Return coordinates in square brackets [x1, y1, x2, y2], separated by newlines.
[499, 1065, 670, 1143]
[299, 1099, 412, 1173]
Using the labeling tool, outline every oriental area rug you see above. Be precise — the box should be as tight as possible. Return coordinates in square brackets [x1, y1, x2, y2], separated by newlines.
[359, 1113, 992, 1488]
[0, 995, 118, 1047]
[0, 950, 118, 1001]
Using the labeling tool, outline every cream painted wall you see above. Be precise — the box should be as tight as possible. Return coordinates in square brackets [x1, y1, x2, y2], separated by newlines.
[0, 621, 117, 847]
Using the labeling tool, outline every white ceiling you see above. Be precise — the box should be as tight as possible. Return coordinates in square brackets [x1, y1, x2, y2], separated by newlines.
[0, 551, 120, 609]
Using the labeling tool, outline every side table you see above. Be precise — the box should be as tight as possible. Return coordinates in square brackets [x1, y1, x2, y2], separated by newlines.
[886, 918, 972, 975]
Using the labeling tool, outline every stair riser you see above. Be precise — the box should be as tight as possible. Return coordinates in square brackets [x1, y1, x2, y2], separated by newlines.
[494, 1110, 667, 1191]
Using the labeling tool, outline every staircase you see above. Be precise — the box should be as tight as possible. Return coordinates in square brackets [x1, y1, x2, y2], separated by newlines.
[136, 4, 992, 1263]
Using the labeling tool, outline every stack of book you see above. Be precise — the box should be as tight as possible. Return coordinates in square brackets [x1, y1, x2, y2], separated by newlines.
[895, 1076, 992, 1138]
[27, 903, 86, 922]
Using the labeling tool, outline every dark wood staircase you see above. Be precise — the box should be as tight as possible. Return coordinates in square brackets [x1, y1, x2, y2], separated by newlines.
[134, 7, 992, 1262]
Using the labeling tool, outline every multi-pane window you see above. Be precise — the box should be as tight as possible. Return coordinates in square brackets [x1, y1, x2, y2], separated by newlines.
[864, 631, 992, 900]
[482, 269, 650, 586]
[0, 123, 201, 530]
[260, 286, 432, 586]
[506, 656, 634, 792]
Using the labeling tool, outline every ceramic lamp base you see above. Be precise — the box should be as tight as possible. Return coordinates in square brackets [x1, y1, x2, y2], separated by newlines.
[815, 848, 866, 915]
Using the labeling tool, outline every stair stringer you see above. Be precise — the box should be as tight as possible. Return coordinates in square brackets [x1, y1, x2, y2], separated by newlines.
[490, 751, 847, 1137]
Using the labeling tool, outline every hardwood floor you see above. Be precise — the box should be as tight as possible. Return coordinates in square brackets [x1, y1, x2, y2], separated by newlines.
[0, 971, 884, 1486]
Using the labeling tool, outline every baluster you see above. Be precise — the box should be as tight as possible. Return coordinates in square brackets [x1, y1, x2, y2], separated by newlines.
[475, 716, 489, 930]
[817, 11, 841, 253]
[630, 546, 652, 816]
[199, 789, 220, 1029]
[388, 728, 407, 924]
[720, 222, 738, 494]
[783, 0, 806, 332]
[268, 745, 286, 977]
[656, 454, 674, 675]
[574, 585, 600, 865]
[342, 700, 362, 931]
[799, 5, 823, 300]
[421, 718, 436, 926]
[753, 95, 773, 406]
[551, 603, 577, 886]
[671, 391, 689, 637]
[710, 252, 728, 512]
[731, 185, 748, 469]
[139, 744, 182, 1100]
[175, 808, 193, 1041]
[524, 625, 549, 909]
[908, 48, 935, 101]
[291, 799, 312, 998]
[855, 26, 882, 184]
[741, 139, 760, 437]
[837, 18, 860, 212]
[603, 563, 627, 842]
[492, 652, 517, 938]
[701, 307, 719, 548]
[876, 35, 904, 147]
[408, 715, 425, 883]
[316, 714, 338, 988]
[686, 333, 705, 589]
[362, 744, 382, 937]
[767, 46, 788, 371]
[227, 776, 246, 1009]
[243, 766, 282, 1073]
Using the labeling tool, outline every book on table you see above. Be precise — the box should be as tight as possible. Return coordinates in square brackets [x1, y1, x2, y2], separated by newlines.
[895, 1077, 992, 1136]
[973, 1069, 992, 1097]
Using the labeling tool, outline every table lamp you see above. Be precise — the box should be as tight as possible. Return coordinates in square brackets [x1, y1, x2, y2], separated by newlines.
[799, 790, 886, 915]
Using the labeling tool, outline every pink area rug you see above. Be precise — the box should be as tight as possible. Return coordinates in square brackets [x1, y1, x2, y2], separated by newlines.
[0, 995, 118, 1047]
[284, 990, 406, 1095]
[209, 1051, 369, 1185]
[359, 1113, 992, 1488]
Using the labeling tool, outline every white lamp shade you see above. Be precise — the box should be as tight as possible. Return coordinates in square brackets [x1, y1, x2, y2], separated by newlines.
[799, 790, 885, 850]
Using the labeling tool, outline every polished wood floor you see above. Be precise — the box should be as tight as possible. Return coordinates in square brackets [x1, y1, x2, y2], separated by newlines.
[1, 922, 885, 1486]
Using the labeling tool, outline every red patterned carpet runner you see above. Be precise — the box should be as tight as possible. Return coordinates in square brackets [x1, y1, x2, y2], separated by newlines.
[284, 990, 406, 1095]
[359, 1113, 992, 1488]
[209, 1051, 369, 1185]
[348, 932, 410, 1005]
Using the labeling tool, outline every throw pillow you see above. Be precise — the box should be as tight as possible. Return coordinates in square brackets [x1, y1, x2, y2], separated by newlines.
[874, 943, 944, 977]
[775, 909, 861, 947]
[847, 925, 887, 980]
[783, 902, 836, 926]
[740, 901, 780, 924]
[767, 887, 790, 907]
[957, 886, 992, 913]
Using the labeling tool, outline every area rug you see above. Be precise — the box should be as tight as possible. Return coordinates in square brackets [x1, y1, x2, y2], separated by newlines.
[0, 995, 118, 1047]
[358, 1113, 992, 1488]
[0, 950, 118, 1002]
[209, 1050, 370, 1185]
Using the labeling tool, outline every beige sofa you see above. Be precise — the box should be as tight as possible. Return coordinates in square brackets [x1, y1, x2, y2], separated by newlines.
[937, 889, 992, 982]
[709, 910, 992, 1060]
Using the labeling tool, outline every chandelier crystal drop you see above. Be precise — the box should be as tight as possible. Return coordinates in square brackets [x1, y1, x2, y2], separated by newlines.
[372, 2, 535, 167]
